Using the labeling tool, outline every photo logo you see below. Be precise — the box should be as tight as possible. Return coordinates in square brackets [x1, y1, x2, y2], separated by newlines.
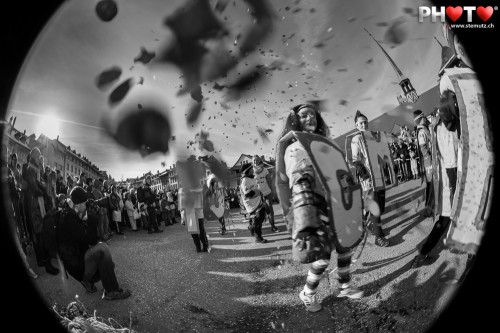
[418, 6, 496, 23]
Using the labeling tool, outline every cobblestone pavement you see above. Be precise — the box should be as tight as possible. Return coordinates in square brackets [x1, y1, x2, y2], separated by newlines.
[32, 179, 468, 333]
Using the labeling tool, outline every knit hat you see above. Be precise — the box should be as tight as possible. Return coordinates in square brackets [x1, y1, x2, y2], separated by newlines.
[354, 110, 367, 124]
[70, 186, 88, 205]
[413, 110, 425, 123]
[292, 103, 318, 114]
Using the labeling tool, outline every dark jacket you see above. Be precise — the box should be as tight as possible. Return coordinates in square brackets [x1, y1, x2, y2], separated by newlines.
[137, 185, 156, 206]
[57, 207, 99, 281]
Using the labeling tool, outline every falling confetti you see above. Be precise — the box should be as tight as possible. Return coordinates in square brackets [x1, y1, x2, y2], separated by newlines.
[95, 66, 122, 90]
[190, 85, 203, 103]
[237, 0, 275, 55]
[108, 77, 134, 106]
[95, 0, 118, 22]
[104, 107, 171, 155]
[384, 18, 408, 46]
[186, 102, 203, 125]
[339, 99, 348, 106]
[133, 47, 156, 64]
[214, 0, 230, 13]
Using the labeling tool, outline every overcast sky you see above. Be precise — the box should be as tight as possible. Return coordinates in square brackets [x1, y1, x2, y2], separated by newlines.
[7, 0, 444, 180]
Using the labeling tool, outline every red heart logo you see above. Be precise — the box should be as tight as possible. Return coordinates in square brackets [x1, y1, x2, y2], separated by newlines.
[446, 6, 463, 22]
[477, 6, 494, 22]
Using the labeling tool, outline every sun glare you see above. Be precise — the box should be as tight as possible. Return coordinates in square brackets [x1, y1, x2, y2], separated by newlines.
[37, 114, 60, 139]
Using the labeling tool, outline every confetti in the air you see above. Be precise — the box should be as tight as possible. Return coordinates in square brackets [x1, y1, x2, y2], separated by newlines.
[95, 0, 118, 22]
[95, 66, 122, 90]
[133, 47, 156, 64]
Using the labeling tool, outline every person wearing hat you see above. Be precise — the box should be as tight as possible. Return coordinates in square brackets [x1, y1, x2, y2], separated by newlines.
[252, 155, 279, 233]
[275, 103, 363, 313]
[57, 186, 131, 300]
[205, 175, 227, 235]
[239, 162, 268, 243]
[351, 110, 390, 247]
[136, 176, 163, 234]
[414, 109, 434, 217]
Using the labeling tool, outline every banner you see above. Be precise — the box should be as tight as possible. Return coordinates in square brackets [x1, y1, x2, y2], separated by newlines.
[293, 131, 364, 252]
[445, 68, 493, 254]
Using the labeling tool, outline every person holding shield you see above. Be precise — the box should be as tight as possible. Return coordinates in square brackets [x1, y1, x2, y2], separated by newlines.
[276, 103, 363, 313]
[351, 111, 390, 247]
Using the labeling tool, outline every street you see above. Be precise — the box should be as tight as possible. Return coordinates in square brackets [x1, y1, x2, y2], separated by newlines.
[33, 179, 468, 333]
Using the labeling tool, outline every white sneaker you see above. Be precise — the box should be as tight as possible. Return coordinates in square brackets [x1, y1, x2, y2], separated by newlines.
[337, 285, 364, 299]
[299, 290, 322, 312]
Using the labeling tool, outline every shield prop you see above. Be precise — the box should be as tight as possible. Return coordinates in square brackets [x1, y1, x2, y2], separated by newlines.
[178, 188, 202, 234]
[345, 131, 398, 191]
[290, 131, 364, 251]
[205, 186, 226, 220]
[445, 68, 493, 254]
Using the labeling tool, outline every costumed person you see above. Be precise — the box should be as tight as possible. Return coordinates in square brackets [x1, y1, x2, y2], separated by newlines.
[411, 92, 459, 268]
[160, 193, 173, 226]
[351, 110, 390, 247]
[240, 163, 268, 244]
[166, 190, 177, 223]
[177, 158, 209, 252]
[136, 176, 163, 234]
[414, 109, 434, 217]
[276, 103, 363, 313]
[23, 147, 59, 275]
[124, 192, 138, 231]
[109, 185, 124, 235]
[57, 187, 131, 300]
[205, 175, 227, 235]
[252, 155, 279, 233]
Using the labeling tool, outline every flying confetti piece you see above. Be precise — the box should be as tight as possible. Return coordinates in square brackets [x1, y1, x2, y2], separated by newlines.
[384, 18, 408, 46]
[375, 21, 389, 27]
[190, 85, 203, 103]
[164, 0, 227, 41]
[347, 17, 356, 22]
[138, 76, 144, 85]
[339, 99, 348, 106]
[108, 78, 134, 106]
[213, 82, 226, 90]
[186, 102, 203, 125]
[237, 0, 275, 55]
[214, 0, 230, 13]
[138, 104, 143, 109]
[95, 0, 118, 22]
[105, 106, 171, 155]
[402, 7, 414, 14]
[133, 47, 156, 64]
[256, 126, 270, 143]
[95, 66, 122, 90]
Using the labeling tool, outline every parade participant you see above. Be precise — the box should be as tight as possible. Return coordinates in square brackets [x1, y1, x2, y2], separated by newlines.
[57, 186, 131, 300]
[252, 155, 279, 233]
[159, 193, 172, 226]
[411, 93, 460, 268]
[23, 147, 59, 275]
[205, 174, 227, 235]
[124, 192, 138, 231]
[166, 190, 177, 222]
[276, 103, 363, 313]
[177, 158, 209, 252]
[137, 176, 163, 234]
[409, 147, 419, 180]
[239, 163, 268, 243]
[351, 110, 390, 247]
[414, 109, 434, 217]
[109, 185, 124, 235]
[91, 179, 110, 241]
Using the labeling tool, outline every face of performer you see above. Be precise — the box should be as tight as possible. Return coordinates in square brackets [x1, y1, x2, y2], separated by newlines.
[297, 107, 317, 132]
[74, 201, 87, 219]
[356, 117, 368, 131]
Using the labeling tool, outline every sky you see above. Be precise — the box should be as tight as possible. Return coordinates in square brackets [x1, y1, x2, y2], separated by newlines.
[7, 0, 444, 180]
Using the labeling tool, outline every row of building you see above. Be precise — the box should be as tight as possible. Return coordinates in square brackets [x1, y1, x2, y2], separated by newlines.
[3, 116, 110, 182]
[117, 154, 276, 194]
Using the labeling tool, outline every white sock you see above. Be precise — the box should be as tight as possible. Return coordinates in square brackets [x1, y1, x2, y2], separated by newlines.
[303, 285, 315, 295]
